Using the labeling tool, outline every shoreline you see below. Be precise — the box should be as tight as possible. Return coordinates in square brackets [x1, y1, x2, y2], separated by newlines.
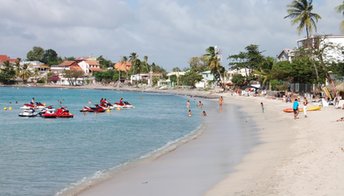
[74, 92, 260, 196]
[2, 84, 344, 195]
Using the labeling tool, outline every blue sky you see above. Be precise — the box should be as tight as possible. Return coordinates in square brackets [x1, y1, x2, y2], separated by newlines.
[0, 0, 342, 70]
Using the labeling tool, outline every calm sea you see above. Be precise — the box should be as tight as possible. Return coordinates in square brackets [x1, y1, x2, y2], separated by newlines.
[0, 87, 203, 196]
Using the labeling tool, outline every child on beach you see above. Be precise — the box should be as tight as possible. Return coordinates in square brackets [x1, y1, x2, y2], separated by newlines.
[260, 102, 264, 113]
[293, 98, 299, 119]
[303, 97, 308, 118]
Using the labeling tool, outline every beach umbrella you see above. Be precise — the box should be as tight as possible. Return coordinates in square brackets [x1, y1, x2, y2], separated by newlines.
[336, 82, 344, 92]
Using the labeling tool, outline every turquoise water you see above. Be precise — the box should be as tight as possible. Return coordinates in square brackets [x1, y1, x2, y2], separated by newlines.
[0, 87, 202, 196]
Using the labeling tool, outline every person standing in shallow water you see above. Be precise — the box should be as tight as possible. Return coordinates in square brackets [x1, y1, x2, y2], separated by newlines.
[186, 99, 190, 110]
[219, 96, 223, 112]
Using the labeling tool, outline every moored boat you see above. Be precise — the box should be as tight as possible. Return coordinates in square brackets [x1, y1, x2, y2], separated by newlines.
[113, 101, 135, 109]
[18, 109, 38, 117]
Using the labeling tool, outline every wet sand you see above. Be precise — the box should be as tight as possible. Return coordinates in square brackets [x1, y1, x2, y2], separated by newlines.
[73, 95, 259, 196]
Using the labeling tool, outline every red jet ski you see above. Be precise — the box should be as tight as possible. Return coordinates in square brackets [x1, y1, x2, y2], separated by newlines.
[41, 107, 73, 118]
[80, 105, 105, 113]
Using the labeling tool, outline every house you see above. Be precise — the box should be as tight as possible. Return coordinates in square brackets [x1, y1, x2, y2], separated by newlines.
[166, 71, 185, 87]
[297, 35, 344, 64]
[114, 61, 132, 72]
[130, 72, 162, 85]
[51, 61, 75, 74]
[277, 49, 294, 62]
[195, 71, 215, 89]
[0, 55, 18, 65]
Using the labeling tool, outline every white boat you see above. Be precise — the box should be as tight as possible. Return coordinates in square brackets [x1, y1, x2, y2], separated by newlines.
[18, 109, 38, 117]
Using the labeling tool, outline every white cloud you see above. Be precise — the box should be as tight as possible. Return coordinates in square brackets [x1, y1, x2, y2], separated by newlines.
[0, 0, 342, 70]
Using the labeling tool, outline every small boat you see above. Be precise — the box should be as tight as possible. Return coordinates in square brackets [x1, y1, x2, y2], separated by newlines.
[283, 105, 321, 113]
[41, 107, 74, 118]
[20, 102, 46, 110]
[39, 107, 56, 117]
[18, 109, 38, 117]
[113, 101, 135, 109]
[80, 105, 106, 113]
[55, 107, 74, 118]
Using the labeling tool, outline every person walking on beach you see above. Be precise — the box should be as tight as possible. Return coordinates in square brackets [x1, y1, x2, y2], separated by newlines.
[260, 102, 264, 113]
[303, 97, 308, 118]
[293, 98, 299, 119]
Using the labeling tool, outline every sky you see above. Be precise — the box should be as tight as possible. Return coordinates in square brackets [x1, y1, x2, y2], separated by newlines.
[0, 0, 342, 70]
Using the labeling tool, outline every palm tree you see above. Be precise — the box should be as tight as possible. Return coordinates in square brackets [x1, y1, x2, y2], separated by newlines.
[129, 52, 138, 74]
[285, 0, 321, 39]
[204, 46, 224, 85]
[18, 64, 32, 83]
[336, 1, 344, 32]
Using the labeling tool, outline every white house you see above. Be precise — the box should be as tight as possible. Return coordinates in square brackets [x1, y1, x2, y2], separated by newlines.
[277, 49, 295, 62]
[195, 71, 215, 89]
[297, 35, 344, 64]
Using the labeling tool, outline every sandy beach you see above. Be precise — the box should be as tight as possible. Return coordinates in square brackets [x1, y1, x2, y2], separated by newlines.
[206, 95, 344, 196]
[67, 89, 344, 196]
[5, 84, 344, 195]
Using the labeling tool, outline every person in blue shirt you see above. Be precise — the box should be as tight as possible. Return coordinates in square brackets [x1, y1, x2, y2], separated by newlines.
[293, 98, 299, 119]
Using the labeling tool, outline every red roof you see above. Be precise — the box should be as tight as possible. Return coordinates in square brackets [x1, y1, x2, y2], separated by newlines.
[70, 65, 83, 71]
[85, 60, 99, 66]
[114, 61, 132, 72]
[59, 60, 77, 67]
[0, 55, 17, 63]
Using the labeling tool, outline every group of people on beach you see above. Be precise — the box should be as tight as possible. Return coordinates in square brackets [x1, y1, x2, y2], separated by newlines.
[186, 96, 224, 117]
[186, 99, 207, 117]
[292, 97, 309, 119]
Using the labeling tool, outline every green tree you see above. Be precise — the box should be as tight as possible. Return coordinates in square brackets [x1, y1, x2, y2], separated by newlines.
[172, 67, 182, 72]
[94, 70, 115, 84]
[189, 56, 208, 73]
[180, 70, 203, 87]
[18, 64, 32, 83]
[42, 49, 60, 65]
[231, 74, 246, 87]
[97, 55, 113, 69]
[0, 61, 16, 84]
[253, 57, 274, 90]
[204, 46, 224, 84]
[284, 0, 321, 39]
[228, 44, 265, 85]
[27, 46, 45, 61]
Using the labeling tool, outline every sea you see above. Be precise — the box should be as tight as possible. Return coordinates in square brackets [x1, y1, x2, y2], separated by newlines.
[0, 86, 205, 196]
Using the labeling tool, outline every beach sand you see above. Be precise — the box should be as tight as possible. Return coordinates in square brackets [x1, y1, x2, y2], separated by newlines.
[206, 95, 344, 196]
[72, 92, 344, 196]
[43, 85, 342, 195]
